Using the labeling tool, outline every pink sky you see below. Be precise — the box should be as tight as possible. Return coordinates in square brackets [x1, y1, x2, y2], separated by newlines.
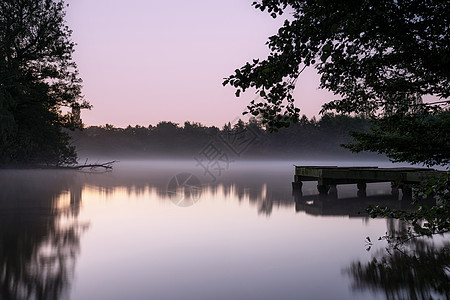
[66, 0, 336, 127]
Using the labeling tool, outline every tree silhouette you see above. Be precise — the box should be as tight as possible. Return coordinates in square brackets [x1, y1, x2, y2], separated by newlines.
[224, 0, 449, 131]
[0, 0, 90, 166]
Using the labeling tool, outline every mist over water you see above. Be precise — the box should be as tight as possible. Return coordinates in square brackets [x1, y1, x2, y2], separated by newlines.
[1, 159, 448, 300]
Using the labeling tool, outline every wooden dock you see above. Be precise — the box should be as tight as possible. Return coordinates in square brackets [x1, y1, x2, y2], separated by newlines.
[292, 166, 446, 199]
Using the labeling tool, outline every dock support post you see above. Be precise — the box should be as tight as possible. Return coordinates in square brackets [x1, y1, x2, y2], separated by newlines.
[294, 192, 303, 212]
[391, 182, 400, 199]
[401, 187, 413, 200]
[357, 182, 367, 198]
[329, 185, 338, 198]
[357, 182, 367, 191]
[317, 184, 330, 195]
[292, 181, 303, 193]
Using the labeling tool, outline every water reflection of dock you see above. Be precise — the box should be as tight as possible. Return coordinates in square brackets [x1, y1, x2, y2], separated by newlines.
[292, 193, 435, 217]
[292, 166, 446, 199]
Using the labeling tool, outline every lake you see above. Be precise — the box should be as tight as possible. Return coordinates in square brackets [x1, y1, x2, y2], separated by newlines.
[0, 160, 448, 300]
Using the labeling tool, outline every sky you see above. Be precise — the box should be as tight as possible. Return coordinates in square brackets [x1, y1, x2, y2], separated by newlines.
[65, 0, 336, 128]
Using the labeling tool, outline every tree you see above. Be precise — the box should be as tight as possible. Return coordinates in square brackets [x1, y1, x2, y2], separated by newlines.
[346, 110, 450, 166]
[223, 0, 449, 142]
[0, 0, 90, 166]
[224, 1, 449, 238]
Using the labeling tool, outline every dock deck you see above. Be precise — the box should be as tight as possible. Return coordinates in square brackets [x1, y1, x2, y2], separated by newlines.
[292, 166, 447, 198]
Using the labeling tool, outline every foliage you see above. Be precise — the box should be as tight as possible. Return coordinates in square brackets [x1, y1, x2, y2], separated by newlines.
[0, 0, 90, 166]
[224, 0, 449, 128]
[345, 110, 450, 166]
[367, 172, 449, 239]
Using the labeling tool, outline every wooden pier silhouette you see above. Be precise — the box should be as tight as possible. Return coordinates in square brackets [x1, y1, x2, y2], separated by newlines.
[292, 166, 446, 199]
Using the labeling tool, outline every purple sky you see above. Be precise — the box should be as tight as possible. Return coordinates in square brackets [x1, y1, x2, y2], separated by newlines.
[65, 0, 335, 127]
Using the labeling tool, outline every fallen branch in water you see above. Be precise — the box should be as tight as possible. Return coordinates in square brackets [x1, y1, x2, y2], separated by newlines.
[0, 160, 118, 170]
[67, 160, 117, 170]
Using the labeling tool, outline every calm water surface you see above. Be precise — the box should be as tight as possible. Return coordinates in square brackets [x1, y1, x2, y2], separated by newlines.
[0, 160, 448, 300]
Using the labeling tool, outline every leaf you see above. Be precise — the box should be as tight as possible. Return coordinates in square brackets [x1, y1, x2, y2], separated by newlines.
[330, 23, 339, 33]
[322, 43, 332, 52]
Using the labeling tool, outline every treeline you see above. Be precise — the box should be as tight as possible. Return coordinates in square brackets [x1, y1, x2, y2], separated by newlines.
[70, 114, 380, 160]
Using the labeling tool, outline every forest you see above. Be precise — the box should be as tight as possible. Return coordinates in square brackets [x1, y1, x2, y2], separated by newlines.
[70, 114, 381, 160]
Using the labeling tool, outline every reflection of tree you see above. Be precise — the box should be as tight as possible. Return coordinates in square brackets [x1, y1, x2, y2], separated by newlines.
[75, 166, 294, 216]
[0, 170, 88, 300]
[75, 164, 432, 217]
[345, 235, 450, 300]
